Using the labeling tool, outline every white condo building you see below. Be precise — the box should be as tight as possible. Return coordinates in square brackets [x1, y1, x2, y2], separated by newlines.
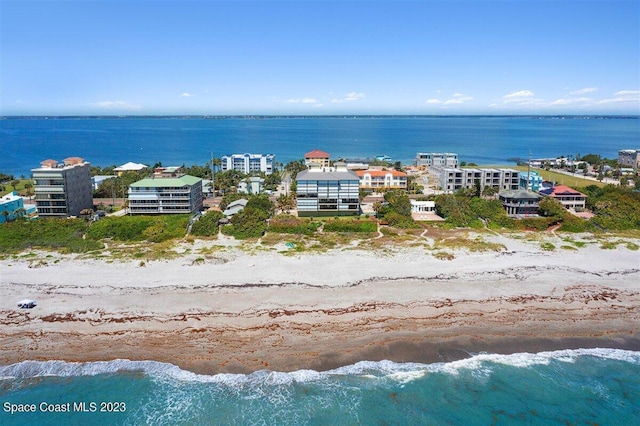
[221, 153, 275, 175]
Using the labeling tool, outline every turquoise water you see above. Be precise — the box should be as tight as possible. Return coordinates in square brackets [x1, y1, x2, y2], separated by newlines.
[1, 116, 638, 177]
[2, 349, 639, 425]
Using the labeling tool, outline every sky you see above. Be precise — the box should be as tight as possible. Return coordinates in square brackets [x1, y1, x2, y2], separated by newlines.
[1, 0, 639, 115]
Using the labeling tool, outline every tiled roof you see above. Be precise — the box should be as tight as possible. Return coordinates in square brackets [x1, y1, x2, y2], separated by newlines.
[356, 169, 407, 178]
[539, 185, 586, 197]
[304, 149, 330, 159]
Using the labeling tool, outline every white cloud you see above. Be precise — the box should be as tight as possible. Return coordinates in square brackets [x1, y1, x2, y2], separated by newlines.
[344, 92, 365, 101]
[597, 90, 640, 105]
[613, 90, 639, 98]
[550, 97, 592, 106]
[503, 90, 535, 100]
[426, 93, 473, 106]
[287, 97, 318, 104]
[569, 87, 598, 95]
[181, 92, 195, 97]
[332, 92, 366, 103]
[89, 101, 142, 110]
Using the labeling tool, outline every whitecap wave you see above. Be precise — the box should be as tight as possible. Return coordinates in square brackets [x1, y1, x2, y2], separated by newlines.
[1, 348, 638, 385]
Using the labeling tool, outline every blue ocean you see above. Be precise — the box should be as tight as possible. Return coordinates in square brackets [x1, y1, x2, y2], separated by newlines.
[1, 349, 639, 425]
[1, 116, 638, 177]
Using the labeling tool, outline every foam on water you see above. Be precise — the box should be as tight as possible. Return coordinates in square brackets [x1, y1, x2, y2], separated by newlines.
[1, 348, 638, 384]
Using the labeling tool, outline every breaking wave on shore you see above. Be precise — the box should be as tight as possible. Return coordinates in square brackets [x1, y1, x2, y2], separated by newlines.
[2, 349, 639, 425]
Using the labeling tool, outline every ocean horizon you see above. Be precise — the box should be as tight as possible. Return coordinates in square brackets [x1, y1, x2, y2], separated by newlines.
[2, 115, 638, 178]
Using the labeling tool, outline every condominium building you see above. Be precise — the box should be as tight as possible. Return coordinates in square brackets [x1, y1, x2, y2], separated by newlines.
[221, 154, 275, 175]
[519, 171, 544, 192]
[415, 152, 459, 169]
[304, 149, 331, 168]
[438, 168, 520, 193]
[128, 175, 203, 214]
[618, 149, 640, 170]
[32, 157, 93, 217]
[356, 169, 408, 190]
[296, 165, 360, 216]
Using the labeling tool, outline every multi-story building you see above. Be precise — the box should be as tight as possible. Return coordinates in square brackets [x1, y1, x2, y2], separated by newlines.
[519, 171, 544, 192]
[32, 157, 93, 217]
[618, 149, 640, 170]
[221, 154, 275, 175]
[538, 185, 587, 212]
[304, 149, 331, 168]
[415, 152, 459, 169]
[296, 165, 360, 216]
[128, 175, 203, 214]
[438, 168, 519, 193]
[499, 189, 542, 217]
[0, 192, 24, 223]
[356, 169, 408, 191]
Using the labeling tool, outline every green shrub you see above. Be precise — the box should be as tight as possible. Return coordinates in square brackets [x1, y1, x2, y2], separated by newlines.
[0, 218, 103, 253]
[268, 215, 320, 235]
[87, 215, 189, 242]
[324, 218, 377, 233]
[191, 210, 224, 237]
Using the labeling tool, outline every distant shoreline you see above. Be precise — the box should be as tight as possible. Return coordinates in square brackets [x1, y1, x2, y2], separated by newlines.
[2, 114, 639, 120]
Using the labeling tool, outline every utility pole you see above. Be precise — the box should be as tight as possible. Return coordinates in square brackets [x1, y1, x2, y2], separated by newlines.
[527, 151, 532, 191]
[210, 152, 215, 198]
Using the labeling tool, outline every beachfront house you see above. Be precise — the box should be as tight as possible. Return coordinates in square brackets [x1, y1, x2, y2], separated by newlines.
[223, 198, 248, 218]
[221, 153, 275, 175]
[32, 157, 93, 218]
[128, 174, 203, 214]
[410, 199, 436, 213]
[356, 169, 408, 191]
[498, 189, 542, 218]
[538, 184, 587, 212]
[304, 149, 331, 168]
[296, 164, 360, 216]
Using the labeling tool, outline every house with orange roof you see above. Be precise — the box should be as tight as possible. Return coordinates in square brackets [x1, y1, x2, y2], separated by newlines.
[304, 149, 330, 168]
[539, 184, 587, 211]
[356, 169, 408, 191]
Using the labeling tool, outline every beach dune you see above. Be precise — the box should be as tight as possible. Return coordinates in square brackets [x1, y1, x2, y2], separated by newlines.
[1, 237, 639, 374]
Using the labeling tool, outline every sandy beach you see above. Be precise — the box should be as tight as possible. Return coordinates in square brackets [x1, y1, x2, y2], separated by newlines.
[1, 233, 639, 374]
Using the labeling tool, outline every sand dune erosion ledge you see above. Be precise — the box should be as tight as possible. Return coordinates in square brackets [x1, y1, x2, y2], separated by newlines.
[1, 238, 640, 374]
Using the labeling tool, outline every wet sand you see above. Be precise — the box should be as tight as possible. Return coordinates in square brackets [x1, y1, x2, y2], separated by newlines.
[1, 236, 639, 374]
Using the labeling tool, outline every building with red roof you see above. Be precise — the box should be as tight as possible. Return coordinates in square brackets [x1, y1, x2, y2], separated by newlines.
[539, 184, 587, 211]
[356, 169, 408, 190]
[304, 149, 330, 168]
